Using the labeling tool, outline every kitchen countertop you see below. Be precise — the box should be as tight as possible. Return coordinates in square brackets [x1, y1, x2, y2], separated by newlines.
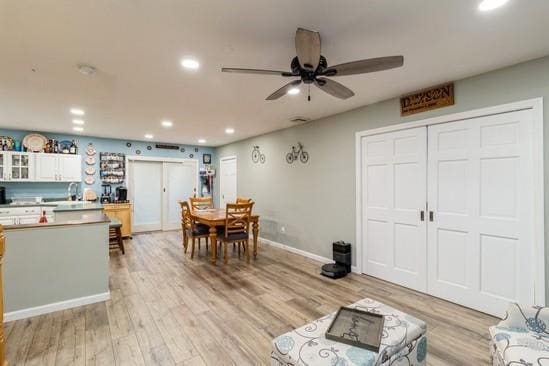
[0, 201, 104, 211]
[52, 203, 104, 212]
[3, 213, 111, 231]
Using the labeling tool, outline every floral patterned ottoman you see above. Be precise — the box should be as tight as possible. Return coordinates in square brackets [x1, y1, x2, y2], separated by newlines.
[271, 298, 427, 366]
[489, 303, 549, 366]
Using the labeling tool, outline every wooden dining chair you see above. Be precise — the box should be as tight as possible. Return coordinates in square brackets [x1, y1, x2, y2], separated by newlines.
[217, 202, 254, 264]
[189, 196, 213, 211]
[180, 201, 210, 259]
[236, 197, 253, 204]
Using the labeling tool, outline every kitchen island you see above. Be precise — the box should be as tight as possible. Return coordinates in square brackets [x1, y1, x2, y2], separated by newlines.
[2, 212, 110, 321]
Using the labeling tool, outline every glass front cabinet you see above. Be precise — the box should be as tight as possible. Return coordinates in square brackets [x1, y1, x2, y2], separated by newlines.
[0, 152, 35, 182]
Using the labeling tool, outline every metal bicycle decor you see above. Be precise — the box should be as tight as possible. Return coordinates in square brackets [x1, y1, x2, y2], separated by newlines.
[251, 145, 266, 164]
[286, 142, 309, 164]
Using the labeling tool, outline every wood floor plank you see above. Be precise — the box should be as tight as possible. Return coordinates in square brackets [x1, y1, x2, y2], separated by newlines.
[5, 232, 497, 365]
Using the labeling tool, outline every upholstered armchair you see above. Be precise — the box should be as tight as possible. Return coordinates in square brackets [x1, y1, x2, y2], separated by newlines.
[489, 303, 549, 366]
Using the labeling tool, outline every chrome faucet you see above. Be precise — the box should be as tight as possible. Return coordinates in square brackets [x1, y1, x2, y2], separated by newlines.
[67, 182, 79, 201]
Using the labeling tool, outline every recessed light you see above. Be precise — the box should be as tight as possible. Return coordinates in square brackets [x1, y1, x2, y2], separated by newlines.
[287, 87, 300, 95]
[144, 134, 154, 139]
[198, 138, 206, 144]
[77, 64, 97, 76]
[73, 126, 84, 132]
[72, 119, 85, 125]
[225, 128, 235, 134]
[181, 59, 200, 70]
[161, 120, 173, 128]
[478, 0, 509, 11]
[70, 108, 85, 115]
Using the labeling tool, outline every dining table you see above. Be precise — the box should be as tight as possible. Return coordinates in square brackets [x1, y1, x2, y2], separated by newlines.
[190, 208, 259, 264]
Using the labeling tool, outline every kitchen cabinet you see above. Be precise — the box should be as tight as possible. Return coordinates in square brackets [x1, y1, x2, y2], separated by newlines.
[0, 152, 34, 182]
[0, 217, 17, 226]
[35, 154, 82, 182]
[103, 203, 132, 238]
[0, 206, 54, 225]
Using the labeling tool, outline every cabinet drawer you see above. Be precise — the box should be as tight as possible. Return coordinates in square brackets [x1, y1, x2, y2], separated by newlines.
[18, 215, 41, 225]
[0, 206, 41, 216]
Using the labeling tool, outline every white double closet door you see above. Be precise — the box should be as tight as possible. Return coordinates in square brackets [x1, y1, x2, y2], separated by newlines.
[362, 109, 536, 316]
[129, 159, 198, 232]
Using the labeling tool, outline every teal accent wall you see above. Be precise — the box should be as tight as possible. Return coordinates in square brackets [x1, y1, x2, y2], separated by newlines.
[0, 128, 215, 199]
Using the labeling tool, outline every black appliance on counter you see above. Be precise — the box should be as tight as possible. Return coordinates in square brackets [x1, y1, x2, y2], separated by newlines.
[321, 241, 352, 279]
[101, 184, 113, 204]
[0, 187, 5, 205]
[116, 186, 128, 202]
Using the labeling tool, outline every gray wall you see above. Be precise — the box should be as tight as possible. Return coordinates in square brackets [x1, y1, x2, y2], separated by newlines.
[4, 222, 109, 314]
[216, 56, 549, 275]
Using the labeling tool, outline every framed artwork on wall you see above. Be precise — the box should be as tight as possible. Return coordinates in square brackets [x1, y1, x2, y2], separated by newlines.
[203, 153, 211, 164]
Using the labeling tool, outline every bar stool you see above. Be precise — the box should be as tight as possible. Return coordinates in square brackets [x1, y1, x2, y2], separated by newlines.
[109, 218, 125, 254]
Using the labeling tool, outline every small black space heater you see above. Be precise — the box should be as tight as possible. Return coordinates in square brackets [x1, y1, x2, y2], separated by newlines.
[321, 241, 351, 279]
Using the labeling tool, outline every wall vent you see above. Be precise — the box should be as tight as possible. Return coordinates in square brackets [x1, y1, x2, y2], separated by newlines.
[289, 116, 310, 123]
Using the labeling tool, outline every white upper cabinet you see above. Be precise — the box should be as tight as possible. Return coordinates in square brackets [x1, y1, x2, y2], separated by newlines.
[57, 154, 82, 182]
[3, 152, 82, 182]
[0, 152, 35, 182]
[35, 154, 58, 181]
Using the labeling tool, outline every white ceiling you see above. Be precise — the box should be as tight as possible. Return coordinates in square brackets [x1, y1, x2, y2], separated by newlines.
[1, 0, 548, 146]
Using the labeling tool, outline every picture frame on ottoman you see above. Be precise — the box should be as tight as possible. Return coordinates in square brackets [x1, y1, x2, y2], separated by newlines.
[271, 298, 427, 366]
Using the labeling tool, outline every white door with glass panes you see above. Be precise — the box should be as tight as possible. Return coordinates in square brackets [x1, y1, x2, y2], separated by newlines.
[7, 152, 34, 181]
[0, 153, 7, 181]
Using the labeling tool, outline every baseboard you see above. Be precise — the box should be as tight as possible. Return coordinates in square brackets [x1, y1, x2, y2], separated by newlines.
[259, 237, 360, 274]
[4, 292, 111, 322]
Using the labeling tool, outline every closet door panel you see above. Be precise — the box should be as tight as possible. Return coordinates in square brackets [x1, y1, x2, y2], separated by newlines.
[362, 127, 427, 292]
[427, 110, 534, 317]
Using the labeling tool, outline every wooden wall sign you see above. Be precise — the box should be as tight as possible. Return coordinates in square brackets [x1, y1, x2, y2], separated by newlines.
[400, 83, 454, 116]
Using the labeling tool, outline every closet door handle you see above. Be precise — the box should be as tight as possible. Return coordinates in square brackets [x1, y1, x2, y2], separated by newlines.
[429, 211, 434, 222]
[420, 210, 425, 221]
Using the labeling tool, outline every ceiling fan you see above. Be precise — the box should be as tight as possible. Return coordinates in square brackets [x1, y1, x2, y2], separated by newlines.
[222, 28, 404, 101]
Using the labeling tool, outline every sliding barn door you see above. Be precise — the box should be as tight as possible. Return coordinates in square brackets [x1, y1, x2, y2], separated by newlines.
[362, 127, 427, 292]
[427, 110, 534, 316]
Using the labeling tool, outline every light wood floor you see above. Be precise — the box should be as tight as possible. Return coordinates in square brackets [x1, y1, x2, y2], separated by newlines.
[5, 231, 497, 365]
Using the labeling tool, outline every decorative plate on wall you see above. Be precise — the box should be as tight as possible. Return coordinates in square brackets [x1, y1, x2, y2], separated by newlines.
[189, 153, 194, 158]
[86, 144, 96, 155]
[85, 166, 96, 175]
[126, 142, 132, 147]
[147, 145, 152, 150]
[85, 156, 96, 165]
[85, 176, 95, 185]
[136, 149, 141, 155]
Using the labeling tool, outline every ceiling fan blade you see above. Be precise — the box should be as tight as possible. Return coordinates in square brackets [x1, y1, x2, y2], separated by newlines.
[314, 78, 354, 99]
[266, 80, 302, 100]
[222, 68, 294, 76]
[295, 28, 321, 71]
[325, 56, 404, 76]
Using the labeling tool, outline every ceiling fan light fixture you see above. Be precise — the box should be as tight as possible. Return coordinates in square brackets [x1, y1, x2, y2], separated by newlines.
[478, 0, 509, 11]
[287, 87, 300, 95]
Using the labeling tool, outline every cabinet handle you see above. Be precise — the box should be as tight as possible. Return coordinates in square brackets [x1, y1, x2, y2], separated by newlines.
[429, 211, 434, 222]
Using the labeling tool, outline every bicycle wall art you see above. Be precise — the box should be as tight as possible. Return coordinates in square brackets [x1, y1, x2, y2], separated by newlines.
[286, 142, 309, 164]
[251, 145, 266, 164]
